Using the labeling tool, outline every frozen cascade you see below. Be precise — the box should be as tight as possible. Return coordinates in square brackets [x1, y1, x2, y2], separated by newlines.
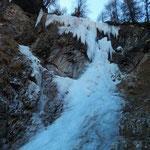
[19, 45, 48, 133]
[21, 16, 123, 150]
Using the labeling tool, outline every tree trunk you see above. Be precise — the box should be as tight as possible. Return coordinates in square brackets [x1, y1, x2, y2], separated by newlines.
[145, 0, 149, 22]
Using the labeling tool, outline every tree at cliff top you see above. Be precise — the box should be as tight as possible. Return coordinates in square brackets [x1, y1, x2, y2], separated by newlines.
[144, 0, 150, 22]
[49, 4, 67, 15]
[99, 0, 144, 23]
[71, 0, 88, 18]
[121, 0, 142, 22]
[98, 0, 119, 23]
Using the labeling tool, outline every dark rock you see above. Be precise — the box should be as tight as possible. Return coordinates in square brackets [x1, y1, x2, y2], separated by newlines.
[0, 34, 40, 149]
[117, 56, 150, 149]
[40, 70, 63, 126]
[0, 0, 9, 14]
[11, 0, 42, 14]
[109, 24, 150, 149]
[111, 25, 150, 73]
[31, 23, 89, 79]
[0, 4, 37, 45]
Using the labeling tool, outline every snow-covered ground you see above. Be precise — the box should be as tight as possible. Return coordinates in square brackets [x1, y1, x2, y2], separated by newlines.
[21, 16, 123, 150]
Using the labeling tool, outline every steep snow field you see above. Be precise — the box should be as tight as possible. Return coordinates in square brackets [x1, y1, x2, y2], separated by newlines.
[21, 16, 123, 150]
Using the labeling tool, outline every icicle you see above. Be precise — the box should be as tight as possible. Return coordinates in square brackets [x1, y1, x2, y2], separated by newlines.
[35, 9, 44, 27]
[45, 15, 119, 61]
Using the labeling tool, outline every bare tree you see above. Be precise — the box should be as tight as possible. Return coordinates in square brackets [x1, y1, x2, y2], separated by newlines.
[144, 0, 150, 22]
[99, 0, 119, 23]
[121, 0, 141, 22]
[49, 4, 67, 15]
[71, 0, 88, 18]
[44, 0, 56, 8]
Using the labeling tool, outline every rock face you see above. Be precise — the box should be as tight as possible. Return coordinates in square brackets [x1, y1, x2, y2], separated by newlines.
[0, 34, 38, 149]
[40, 70, 63, 126]
[111, 25, 150, 149]
[117, 57, 150, 149]
[0, 4, 37, 45]
[0, 0, 9, 13]
[0, 9, 42, 149]
[0, 0, 42, 15]
[31, 23, 88, 78]
[111, 25, 150, 73]
[11, 0, 42, 14]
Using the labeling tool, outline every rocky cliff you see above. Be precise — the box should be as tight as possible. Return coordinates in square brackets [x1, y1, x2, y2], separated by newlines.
[0, 2, 149, 150]
[112, 25, 150, 149]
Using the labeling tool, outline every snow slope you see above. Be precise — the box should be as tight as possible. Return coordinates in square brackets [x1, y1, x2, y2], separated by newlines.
[21, 16, 123, 150]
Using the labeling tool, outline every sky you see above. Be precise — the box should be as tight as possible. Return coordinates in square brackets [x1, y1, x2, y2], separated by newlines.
[59, 0, 110, 21]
